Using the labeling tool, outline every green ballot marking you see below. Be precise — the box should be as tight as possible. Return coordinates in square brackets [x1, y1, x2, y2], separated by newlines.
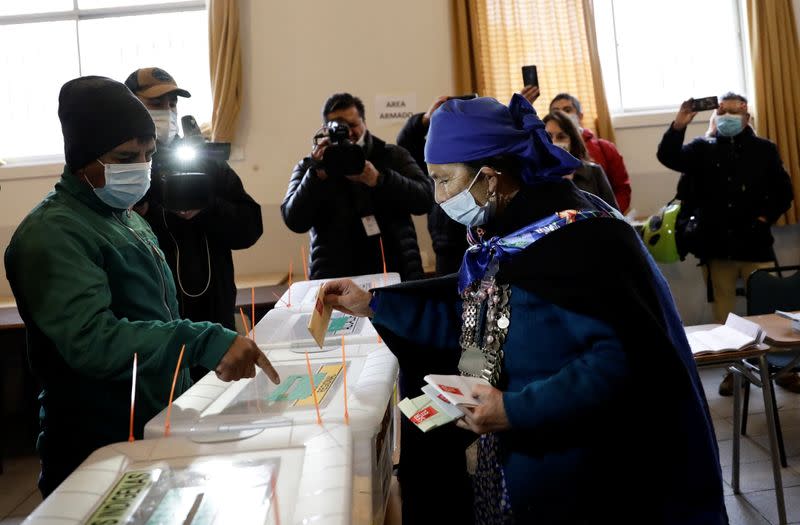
[267, 373, 326, 403]
[327, 316, 348, 332]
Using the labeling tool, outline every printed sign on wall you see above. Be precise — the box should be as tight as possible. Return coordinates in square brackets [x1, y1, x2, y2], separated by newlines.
[375, 94, 416, 123]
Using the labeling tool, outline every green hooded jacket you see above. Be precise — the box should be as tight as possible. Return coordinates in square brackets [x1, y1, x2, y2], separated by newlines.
[4, 169, 237, 460]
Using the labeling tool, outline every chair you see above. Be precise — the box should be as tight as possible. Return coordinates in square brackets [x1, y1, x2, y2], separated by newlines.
[739, 265, 800, 467]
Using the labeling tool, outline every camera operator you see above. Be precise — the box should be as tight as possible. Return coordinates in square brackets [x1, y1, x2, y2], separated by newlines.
[126, 68, 262, 350]
[282, 93, 433, 280]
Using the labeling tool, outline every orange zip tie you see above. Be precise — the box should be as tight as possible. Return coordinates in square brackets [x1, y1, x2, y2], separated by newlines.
[240, 307, 251, 339]
[270, 292, 290, 308]
[251, 287, 256, 343]
[305, 352, 322, 425]
[379, 236, 387, 280]
[270, 472, 282, 525]
[342, 336, 349, 424]
[128, 353, 138, 443]
[301, 246, 309, 281]
[164, 344, 186, 437]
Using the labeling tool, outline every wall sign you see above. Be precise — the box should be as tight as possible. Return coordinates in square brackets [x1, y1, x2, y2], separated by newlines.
[375, 94, 416, 123]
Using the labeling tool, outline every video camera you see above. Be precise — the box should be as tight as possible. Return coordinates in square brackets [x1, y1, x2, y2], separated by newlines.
[313, 120, 365, 178]
[159, 115, 231, 212]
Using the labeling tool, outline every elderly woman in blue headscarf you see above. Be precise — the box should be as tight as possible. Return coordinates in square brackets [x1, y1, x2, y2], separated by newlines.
[323, 95, 726, 525]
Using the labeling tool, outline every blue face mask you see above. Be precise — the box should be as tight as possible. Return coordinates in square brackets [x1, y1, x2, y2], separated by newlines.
[716, 114, 745, 137]
[439, 166, 496, 227]
[89, 160, 152, 209]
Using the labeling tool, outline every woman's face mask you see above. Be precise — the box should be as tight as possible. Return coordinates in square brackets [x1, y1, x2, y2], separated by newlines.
[439, 166, 495, 227]
[89, 160, 152, 209]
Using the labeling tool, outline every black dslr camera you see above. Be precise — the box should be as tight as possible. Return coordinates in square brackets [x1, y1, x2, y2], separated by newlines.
[160, 116, 231, 212]
[314, 120, 365, 178]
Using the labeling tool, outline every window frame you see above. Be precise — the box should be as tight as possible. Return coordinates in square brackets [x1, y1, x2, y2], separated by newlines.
[0, 0, 207, 168]
[596, 0, 750, 126]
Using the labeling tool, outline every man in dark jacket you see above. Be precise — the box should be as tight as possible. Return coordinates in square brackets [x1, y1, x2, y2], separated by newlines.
[398, 96, 468, 275]
[282, 93, 432, 280]
[127, 68, 262, 344]
[657, 92, 794, 394]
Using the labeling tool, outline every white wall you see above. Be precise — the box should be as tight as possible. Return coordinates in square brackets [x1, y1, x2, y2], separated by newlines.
[0, 0, 455, 297]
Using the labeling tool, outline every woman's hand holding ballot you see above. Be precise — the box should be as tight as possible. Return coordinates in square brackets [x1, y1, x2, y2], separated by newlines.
[322, 279, 375, 317]
[455, 383, 511, 434]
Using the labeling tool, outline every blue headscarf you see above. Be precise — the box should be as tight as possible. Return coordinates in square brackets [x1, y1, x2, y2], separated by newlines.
[424, 93, 581, 183]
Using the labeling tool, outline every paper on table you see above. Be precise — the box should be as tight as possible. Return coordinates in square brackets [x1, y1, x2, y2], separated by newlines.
[776, 310, 800, 322]
[687, 313, 763, 355]
[307, 285, 332, 348]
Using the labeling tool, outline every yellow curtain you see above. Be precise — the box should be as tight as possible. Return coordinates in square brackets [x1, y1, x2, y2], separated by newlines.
[451, 0, 478, 94]
[746, 0, 800, 225]
[208, 0, 242, 143]
[466, 0, 615, 141]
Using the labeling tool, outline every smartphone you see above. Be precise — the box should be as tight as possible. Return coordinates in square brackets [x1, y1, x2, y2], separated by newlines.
[448, 93, 478, 101]
[522, 65, 538, 88]
[691, 96, 719, 112]
[181, 115, 202, 137]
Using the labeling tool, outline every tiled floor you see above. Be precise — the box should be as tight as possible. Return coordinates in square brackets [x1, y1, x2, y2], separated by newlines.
[2, 366, 800, 524]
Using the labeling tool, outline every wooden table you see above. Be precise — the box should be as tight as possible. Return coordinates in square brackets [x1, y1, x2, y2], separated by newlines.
[745, 312, 800, 348]
[687, 324, 787, 524]
[0, 302, 23, 330]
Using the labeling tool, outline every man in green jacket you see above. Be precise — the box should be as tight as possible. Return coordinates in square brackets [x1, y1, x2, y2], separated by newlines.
[4, 76, 279, 497]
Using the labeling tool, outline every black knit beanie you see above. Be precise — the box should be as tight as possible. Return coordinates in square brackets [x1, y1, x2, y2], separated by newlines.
[58, 76, 156, 172]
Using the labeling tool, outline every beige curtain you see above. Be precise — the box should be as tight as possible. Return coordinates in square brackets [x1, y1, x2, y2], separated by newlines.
[747, 0, 800, 225]
[451, 0, 479, 94]
[464, 0, 615, 142]
[208, 0, 242, 143]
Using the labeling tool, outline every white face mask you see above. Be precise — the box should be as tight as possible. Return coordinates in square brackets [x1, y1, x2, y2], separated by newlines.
[149, 109, 178, 143]
[90, 160, 152, 209]
[553, 141, 571, 151]
[439, 166, 495, 227]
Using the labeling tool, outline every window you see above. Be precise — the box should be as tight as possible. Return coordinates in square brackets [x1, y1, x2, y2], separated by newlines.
[0, 1, 209, 163]
[594, 0, 748, 115]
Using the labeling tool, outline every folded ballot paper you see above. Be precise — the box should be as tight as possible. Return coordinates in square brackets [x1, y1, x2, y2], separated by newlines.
[687, 313, 765, 356]
[398, 375, 490, 432]
[776, 310, 800, 332]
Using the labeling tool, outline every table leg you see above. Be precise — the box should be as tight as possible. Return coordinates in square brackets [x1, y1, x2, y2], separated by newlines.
[732, 369, 742, 494]
[759, 355, 787, 525]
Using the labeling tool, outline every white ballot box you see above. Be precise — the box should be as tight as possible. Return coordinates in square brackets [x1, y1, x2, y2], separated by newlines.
[254, 307, 380, 351]
[23, 424, 352, 525]
[145, 345, 399, 525]
[273, 272, 401, 312]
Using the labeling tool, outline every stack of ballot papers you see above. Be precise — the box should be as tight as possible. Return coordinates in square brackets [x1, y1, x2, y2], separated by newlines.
[398, 375, 490, 432]
[687, 313, 765, 356]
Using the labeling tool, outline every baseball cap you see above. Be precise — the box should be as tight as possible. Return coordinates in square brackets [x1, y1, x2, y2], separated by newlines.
[124, 67, 191, 99]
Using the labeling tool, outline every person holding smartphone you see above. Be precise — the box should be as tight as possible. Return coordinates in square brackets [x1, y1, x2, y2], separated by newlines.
[657, 92, 794, 395]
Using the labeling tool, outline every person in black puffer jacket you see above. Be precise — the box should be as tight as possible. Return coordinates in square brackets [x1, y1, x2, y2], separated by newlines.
[657, 92, 794, 395]
[397, 96, 469, 276]
[282, 93, 433, 280]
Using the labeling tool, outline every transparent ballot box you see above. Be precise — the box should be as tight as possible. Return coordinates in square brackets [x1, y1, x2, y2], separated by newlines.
[144, 346, 399, 525]
[24, 424, 352, 525]
[254, 307, 380, 351]
[272, 272, 401, 312]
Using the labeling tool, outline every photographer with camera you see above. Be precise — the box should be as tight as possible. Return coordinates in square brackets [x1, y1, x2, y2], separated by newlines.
[657, 92, 793, 395]
[282, 93, 433, 280]
[126, 68, 262, 350]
